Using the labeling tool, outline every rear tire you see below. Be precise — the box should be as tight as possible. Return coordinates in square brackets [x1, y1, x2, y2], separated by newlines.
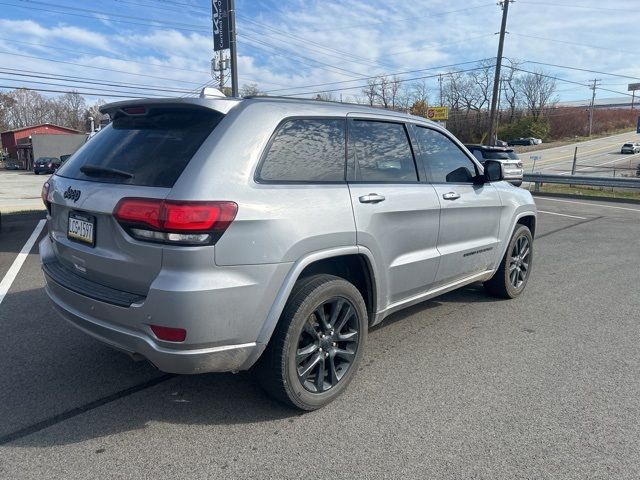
[256, 274, 367, 410]
[484, 225, 533, 299]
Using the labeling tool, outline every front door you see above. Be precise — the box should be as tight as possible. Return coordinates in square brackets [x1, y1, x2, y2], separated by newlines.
[347, 118, 441, 307]
[413, 125, 502, 285]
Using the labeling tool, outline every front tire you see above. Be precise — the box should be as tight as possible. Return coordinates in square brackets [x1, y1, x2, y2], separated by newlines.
[484, 225, 533, 298]
[257, 274, 367, 410]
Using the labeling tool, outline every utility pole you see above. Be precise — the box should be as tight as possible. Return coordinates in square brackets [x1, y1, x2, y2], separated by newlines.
[229, 0, 239, 97]
[487, 0, 511, 146]
[218, 54, 225, 90]
[588, 79, 600, 137]
[438, 74, 443, 106]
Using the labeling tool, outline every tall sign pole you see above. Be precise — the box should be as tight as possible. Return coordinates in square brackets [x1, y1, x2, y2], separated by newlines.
[212, 0, 234, 94]
[229, 0, 239, 96]
[487, 0, 511, 146]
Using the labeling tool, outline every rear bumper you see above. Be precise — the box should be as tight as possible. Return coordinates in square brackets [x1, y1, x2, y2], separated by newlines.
[40, 235, 291, 374]
[46, 285, 258, 374]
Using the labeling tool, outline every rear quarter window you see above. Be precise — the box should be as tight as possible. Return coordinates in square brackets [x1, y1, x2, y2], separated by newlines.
[56, 106, 224, 188]
[257, 118, 346, 182]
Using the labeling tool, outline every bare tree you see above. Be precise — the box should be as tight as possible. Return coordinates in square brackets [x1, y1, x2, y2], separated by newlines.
[502, 59, 522, 121]
[517, 70, 557, 119]
[362, 78, 378, 106]
[240, 83, 264, 97]
[410, 79, 430, 106]
[58, 92, 86, 130]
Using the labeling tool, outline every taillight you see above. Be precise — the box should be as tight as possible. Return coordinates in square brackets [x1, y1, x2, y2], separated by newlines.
[41, 181, 51, 212]
[113, 198, 237, 245]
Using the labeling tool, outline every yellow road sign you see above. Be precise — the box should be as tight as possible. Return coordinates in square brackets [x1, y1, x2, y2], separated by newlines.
[426, 106, 448, 121]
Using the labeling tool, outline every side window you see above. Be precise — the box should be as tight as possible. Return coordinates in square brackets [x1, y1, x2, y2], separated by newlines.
[415, 127, 478, 183]
[258, 118, 346, 182]
[349, 120, 418, 182]
[471, 150, 484, 162]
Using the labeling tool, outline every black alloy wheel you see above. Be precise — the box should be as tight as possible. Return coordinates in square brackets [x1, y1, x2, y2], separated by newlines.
[295, 297, 359, 393]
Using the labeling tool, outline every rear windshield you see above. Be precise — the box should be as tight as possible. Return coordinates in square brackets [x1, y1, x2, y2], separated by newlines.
[623, 143, 633, 147]
[56, 106, 224, 187]
[482, 151, 514, 160]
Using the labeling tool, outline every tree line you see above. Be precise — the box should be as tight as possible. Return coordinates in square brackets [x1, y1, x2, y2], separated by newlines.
[0, 89, 104, 133]
[352, 59, 559, 142]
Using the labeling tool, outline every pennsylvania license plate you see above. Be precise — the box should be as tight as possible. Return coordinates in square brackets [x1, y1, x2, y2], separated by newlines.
[68, 212, 95, 246]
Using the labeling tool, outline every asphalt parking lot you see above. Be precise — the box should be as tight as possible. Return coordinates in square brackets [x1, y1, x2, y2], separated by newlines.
[1, 196, 639, 479]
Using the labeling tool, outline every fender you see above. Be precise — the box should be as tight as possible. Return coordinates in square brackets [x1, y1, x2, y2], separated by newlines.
[240, 245, 382, 369]
[494, 207, 537, 270]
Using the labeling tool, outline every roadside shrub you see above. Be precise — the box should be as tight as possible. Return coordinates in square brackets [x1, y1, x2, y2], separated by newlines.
[498, 116, 550, 140]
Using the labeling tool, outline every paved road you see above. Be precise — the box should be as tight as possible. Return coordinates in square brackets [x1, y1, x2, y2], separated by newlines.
[0, 171, 48, 214]
[522, 131, 640, 177]
[1, 198, 639, 479]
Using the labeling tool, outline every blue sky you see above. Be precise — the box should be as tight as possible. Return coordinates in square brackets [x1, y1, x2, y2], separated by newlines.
[0, 0, 637, 105]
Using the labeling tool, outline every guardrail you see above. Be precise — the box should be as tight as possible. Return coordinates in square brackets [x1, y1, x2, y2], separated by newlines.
[523, 173, 640, 189]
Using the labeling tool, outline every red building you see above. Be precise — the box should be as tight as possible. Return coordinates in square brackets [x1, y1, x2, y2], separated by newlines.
[1, 123, 82, 159]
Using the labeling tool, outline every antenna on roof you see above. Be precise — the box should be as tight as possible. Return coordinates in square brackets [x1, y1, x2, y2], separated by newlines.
[200, 87, 226, 99]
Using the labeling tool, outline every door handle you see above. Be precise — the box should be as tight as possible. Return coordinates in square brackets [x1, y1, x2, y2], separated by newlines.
[359, 193, 386, 204]
[442, 192, 460, 200]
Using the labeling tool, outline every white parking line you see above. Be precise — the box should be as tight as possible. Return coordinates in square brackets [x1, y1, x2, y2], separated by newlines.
[535, 197, 640, 212]
[0, 219, 46, 306]
[537, 210, 587, 220]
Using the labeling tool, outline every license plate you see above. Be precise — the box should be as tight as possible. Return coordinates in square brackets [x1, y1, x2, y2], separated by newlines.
[68, 212, 95, 246]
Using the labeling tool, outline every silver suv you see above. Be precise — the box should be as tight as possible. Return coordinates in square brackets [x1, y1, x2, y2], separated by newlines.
[40, 96, 536, 410]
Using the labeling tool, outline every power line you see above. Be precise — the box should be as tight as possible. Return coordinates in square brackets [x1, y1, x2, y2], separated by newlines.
[0, 50, 208, 85]
[0, 0, 210, 32]
[521, 60, 640, 82]
[238, 15, 395, 71]
[0, 85, 164, 98]
[508, 66, 634, 98]
[0, 70, 193, 94]
[510, 33, 638, 56]
[0, 77, 168, 97]
[517, 1, 633, 13]
[306, 3, 494, 32]
[0, 36, 212, 76]
[238, 34, 368, 79]
[262, 58, 494, 94]
[279, 66, 489, 97]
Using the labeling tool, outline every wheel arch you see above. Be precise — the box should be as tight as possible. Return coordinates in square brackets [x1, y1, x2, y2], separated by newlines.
[245, 247, 380, 369]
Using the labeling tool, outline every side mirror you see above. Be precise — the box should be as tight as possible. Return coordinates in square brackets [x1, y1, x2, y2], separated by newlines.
[483, 160, 504, 182]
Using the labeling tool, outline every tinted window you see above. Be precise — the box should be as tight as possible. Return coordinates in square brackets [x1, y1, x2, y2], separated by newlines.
[349, 120, 417, 182]
[57, 107, 223, 187]
[415, 127, 477, 183]
[258, 118, 345, 182]
[482, 151, 512, 160]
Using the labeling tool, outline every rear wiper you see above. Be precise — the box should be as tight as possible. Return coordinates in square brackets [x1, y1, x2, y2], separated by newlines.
[80, 165, 134, 178]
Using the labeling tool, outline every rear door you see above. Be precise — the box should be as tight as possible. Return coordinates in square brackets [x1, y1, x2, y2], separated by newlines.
[47, 104, 224, 295]
[413, 126, 502, 285]
[347, 117, 441, 306]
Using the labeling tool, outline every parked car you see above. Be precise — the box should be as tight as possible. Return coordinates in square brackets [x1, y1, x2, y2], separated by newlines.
[464, 144, 524, 186]
[40, 97, 537, 410]
[3, 160, 20, 170]
[621, 142, 640, 154]
[507, 137, 536, 146]
[33, 156, 61, 174]
[60, 154, 72, 164]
